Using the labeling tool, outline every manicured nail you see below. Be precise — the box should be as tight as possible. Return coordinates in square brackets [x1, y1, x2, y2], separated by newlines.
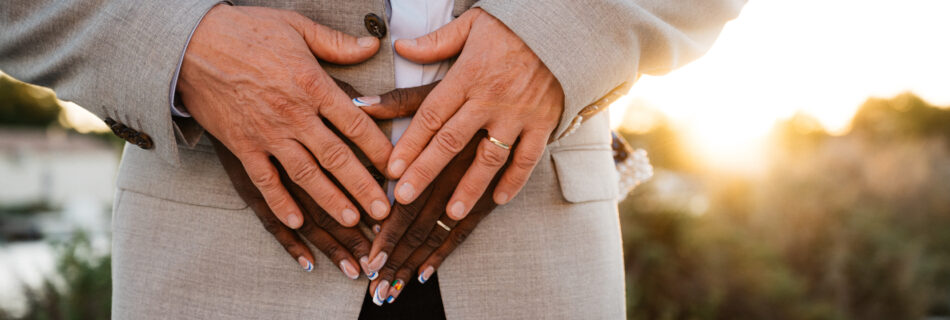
[368, 252, 388, 272]
[387, 279, 404, 303]
[372, 283, 386, 306]
[360, 256, 374, 278]
[373, 224, 381, 234]
[373, 282, 390, 306]
[396, 182, 415, 202]
[352, 96, 381, 107]
[342, 208, 358, 226]
[371, 200, 389, 219]
[358, 36, 376, 48]
[286, 214, 302, 229]
[389, 159, 407, 177]
[340, 260, 360, 280]
[495, 192, 509, 204]
[367, 271, 378, 280]
[448, 201, 466, 219]
[298, 257, 313, 272]
[418, 266, 434, 284]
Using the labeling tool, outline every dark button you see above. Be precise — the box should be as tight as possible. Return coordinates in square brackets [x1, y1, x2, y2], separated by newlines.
[103, 117, 153, 149]
[364, 13, 386, 38]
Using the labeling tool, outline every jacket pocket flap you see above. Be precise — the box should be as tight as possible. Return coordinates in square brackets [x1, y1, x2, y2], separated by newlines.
[550, 146, 618, 203]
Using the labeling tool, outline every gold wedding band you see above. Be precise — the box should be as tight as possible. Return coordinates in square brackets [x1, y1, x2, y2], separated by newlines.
[436, 220, 452, 232]
[488, 136, 511, 150]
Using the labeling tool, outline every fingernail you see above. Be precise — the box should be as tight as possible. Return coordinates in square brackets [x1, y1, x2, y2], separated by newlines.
[418, 266, 434, 284]
[368, 252, 388, 272]
[360, 256, 375, 278]
[372, 283, 388, 306]
[286, 214, 302, 229]
[389, 159, 407, 177]
[358, 36, 376, 48]
[388, 279, 404, 303]
[367, 271, 378, 280]
[342, 208, 358, 225]
[373, 224, 381, 234]
[352, 96, 381, 107]
[371, 200, 389, 219]
[396, 182, 415, 202]
[340, 260, 360, 280]
[449, 201, 466, 219]
[298, 257, 313, 272]
[373, 281, 390, 306]
[495, 192, 509, 204]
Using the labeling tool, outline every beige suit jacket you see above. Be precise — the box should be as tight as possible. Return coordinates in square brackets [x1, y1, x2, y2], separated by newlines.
[1, 0, 744, 318]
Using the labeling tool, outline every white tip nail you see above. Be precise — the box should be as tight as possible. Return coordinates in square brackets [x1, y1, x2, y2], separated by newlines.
[372, 286, 384, 306]
[298, 257, 313, 272]
[340, 260, 359, 280]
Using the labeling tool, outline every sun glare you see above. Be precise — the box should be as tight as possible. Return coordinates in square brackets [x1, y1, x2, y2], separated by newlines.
[610, 0, 950, 171]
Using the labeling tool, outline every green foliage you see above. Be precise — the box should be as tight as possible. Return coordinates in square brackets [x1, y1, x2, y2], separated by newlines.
[621, 92, 950, 319]
[1, 232, 112, 320]
[0, 75, 62, 127]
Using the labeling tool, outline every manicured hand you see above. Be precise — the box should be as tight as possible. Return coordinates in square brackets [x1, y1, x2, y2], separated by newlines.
[363, 131, 507, 305]
[178, 5, 392, 230]
[381, 8, 564, 222]
[212, 136, 369, 279]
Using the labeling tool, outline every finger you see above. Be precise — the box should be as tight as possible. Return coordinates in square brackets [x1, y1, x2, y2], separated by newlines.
[278, 165, 370, 280]
[298, 124, 391, 221]
[355, 81, 440, 119]
[238, 152, 304, 229]
[445, 124, 520, 220]
[281, 12, 379, 65]
[332, 78, 363, 98]
[269, 141, 361, 227]
[418, 189, 497, 283]
[296, 211, 362, 280]
[211, 138, 315, 272]
[394, 105, 484, 204]
[316, 76, 394, 174]
[363, 185, 434, 276]
[387, 268, 413, 302]
[493, 129, 547, 205]
[393, 9, 480, 64]
[386, 73, 468, 179]
[368, 277, 391, 306]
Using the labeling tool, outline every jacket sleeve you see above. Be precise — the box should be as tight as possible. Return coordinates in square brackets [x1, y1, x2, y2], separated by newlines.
[472, 0, 747, 140]
[0, 0, 222, 165]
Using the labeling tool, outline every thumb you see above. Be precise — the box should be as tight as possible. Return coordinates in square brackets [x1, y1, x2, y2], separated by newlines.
[394, 9, 480, 64]
[282, 12, 380, 65]
[354, 81, 440, 119]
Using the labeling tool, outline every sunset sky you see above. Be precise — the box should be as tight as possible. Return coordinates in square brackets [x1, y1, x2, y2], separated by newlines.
[609, 0, 950, 171]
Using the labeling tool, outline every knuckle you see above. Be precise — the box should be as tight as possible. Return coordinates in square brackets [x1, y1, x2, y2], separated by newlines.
[294, 73, 325, 96]
[487, 78, 513, 96]
[448, 230, 469, 246]
[322, 244, 343, 260]
[319, 142, 351, 171]
[457, 182, 483, 198]
[252, 172, 281, 191]
[515, 151, 541, 170]
[290, 163, 320, 184]
[434, 128, 465, 154]
[418, 108, 443, 132]
[349, 176, 376, 198]
[312, 211, 338, 229]
[342, 114, 369, 139]
[403, 228, 429, 248]
[268, 96, 298, 116]
[341, 235, 366, 253]
[478, 145, 508, 168]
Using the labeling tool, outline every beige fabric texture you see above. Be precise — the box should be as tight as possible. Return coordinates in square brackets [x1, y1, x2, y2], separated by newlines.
[1, 0, 744, 318]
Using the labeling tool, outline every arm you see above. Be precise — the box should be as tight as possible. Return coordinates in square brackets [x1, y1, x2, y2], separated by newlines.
[0, 0, 222, 165]
[474, 0, 747, 139]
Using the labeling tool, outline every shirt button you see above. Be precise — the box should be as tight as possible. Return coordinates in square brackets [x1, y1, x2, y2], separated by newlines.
[364, 13, 387, 38]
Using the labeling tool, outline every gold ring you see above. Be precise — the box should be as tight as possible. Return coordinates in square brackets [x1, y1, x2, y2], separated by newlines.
[436, 220, 452, 232]
[488, 136, 511, 150]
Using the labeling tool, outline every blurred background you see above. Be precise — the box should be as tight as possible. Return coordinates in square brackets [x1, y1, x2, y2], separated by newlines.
[2, 0, 950, 319]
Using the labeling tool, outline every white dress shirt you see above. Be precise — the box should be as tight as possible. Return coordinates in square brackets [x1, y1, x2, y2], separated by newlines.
[170, 0, 455, 203]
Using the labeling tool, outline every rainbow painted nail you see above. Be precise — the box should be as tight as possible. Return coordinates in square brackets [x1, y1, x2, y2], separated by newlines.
[392, 279, 404, 291]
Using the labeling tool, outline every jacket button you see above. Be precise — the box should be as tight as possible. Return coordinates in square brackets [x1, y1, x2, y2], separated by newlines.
[130, 132, 154, 150]
[364, 13, 386, 38]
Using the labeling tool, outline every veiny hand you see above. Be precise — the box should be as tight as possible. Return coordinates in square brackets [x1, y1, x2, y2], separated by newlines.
[213, 79, 439, 280]
[177, 4, 392, 230]
[212, 136, 369, 280]
[380, 8, 564, 221]
[364, 130, 507, 305]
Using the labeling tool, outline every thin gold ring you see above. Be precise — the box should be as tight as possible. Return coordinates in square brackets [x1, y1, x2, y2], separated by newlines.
[488, 136, 511, 150]
[436, 220, 452, 232]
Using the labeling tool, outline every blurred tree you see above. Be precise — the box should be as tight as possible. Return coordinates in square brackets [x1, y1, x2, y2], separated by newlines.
[0, 74, 62, 127]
